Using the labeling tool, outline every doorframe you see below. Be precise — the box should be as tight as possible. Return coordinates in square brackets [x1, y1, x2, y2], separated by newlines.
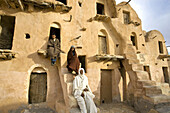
[100, 69, 113, 104]
[27, 64, 49, 104]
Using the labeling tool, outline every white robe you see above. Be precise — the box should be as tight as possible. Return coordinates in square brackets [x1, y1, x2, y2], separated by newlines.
[73, 68, 97, 113]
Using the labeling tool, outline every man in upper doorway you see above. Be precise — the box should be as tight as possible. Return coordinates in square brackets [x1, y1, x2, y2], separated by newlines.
[47, 34, 60, 66]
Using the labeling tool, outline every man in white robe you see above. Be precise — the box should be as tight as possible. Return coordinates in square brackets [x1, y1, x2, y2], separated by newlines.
[73, 68, 97, 113]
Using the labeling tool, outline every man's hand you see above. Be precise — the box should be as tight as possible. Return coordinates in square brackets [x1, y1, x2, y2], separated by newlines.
[81, 92, 84, 97]
[84, 88, 89, 92]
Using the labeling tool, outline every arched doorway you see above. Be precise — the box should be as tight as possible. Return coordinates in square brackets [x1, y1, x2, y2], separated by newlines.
[130, 32, 138, 50]
[29, 67, 47, 104]
[49, 22, 61, 42]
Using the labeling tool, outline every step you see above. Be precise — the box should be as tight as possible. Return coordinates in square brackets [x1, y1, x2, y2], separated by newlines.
[143, 86, 162, 96]
[146, 94, 170, 104]
[64, 73, 75, 83]
[125, 53, 137, 59]
[66, 82, 73, 95]
[132, 64, 143, 71]
[135, 70, 149, 80]
[70, 107, 100, 113]
[134, 89, 144, 97]
[68, 95, 78, 108]
[137, 80, 156, 88]
[128, 59, 139, 64]
[157, 83, 170, 95]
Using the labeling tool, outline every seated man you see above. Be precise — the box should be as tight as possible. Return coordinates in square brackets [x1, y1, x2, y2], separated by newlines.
[73, 68, 97, 113]
[47, 34, 60, 66]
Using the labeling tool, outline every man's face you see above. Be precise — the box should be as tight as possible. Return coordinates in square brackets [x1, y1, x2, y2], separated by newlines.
[80, 70, 83, 75]
[52, 35, 56, 39]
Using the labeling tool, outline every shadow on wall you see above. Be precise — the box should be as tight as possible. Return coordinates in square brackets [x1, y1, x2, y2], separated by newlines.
[102, 20, 125, 55]
[27, 40, 65, 106]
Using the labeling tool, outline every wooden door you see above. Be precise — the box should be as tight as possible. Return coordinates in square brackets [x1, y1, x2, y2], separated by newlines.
[99, 36, 107, 54]
[29, 73, 47, 104]
[162, 67, 169, 83]
[101, 70, 112, 104]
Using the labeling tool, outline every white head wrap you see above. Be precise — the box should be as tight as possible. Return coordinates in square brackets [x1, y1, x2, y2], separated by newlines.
[78, 68, 85, 76]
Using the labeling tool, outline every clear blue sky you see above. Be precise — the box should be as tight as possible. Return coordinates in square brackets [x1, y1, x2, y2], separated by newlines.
[116, 0, 170, 46]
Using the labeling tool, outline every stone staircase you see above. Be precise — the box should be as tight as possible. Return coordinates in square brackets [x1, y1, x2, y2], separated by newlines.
[63, 72, 100, 113]
[123, 43, 170, 113]
[63, 73, 78, 108]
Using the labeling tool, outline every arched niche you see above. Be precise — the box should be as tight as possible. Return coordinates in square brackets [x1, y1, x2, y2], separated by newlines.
[130, 32, 138, 50]
[98, 30, 109, 54]
[28, 66, 47, 104]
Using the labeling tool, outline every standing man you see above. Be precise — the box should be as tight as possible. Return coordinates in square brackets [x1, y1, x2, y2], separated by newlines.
[73, 68, 97, 113]
[47, 34, 60, 66]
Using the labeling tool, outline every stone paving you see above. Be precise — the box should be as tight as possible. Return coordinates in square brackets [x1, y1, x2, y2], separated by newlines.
[99, 103, 139, 113]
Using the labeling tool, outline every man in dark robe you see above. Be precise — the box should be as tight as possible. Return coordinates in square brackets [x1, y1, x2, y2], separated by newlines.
[67, 46, 80, 74]
[47, 34, 60, 66]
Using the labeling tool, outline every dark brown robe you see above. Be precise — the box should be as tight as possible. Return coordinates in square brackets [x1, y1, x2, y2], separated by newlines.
[47, 38, 60, 58]
[67, 48, 80, 74]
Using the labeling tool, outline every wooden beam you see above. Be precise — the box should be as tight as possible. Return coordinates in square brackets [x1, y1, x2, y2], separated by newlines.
[17, 0, 24, 11]
[3, 0, 11, 8]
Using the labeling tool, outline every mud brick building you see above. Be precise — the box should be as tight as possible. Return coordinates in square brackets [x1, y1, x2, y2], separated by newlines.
[0, 0, 170, 113]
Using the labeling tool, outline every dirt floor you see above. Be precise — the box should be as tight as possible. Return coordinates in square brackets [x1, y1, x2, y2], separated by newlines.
[99, 103, 139, 113]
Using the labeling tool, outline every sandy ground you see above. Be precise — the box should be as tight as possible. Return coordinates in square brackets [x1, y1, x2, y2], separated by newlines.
[99, 103, 139, 113]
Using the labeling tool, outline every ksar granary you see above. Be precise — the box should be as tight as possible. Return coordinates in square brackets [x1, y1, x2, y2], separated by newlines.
[0, 0, 170, 113]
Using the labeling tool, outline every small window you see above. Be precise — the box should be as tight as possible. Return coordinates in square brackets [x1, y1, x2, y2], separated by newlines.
[78, 56, 86, 73]
[78, 1, 82, 7]
[158, 41, 163, 54]
[97, 3, 105, 15]
[25, 33, 30, 39]
[123, 11, 130, 24]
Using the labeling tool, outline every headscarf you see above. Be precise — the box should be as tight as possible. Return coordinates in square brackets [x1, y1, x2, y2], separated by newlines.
[78, 68, 85, 75]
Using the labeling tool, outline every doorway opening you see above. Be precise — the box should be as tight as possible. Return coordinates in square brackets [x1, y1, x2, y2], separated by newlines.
[98, 35, 107, 54]
[97, 3, 105, 15]
[0, 15, 15, 49]
[29, 72, 47, 104]
[162, 67, 169, 83]
[119, 61, 127, 101]
[49, 27, 60, 42]
[78, 55, 86, 73]
[130, 33, 138, 50]
[101, 70, 112, 104]
[144, 66, 151, 80]
[158, 41, 163, 54]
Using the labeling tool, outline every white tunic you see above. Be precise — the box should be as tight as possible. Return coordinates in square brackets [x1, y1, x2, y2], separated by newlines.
[73, 68, 97, 113]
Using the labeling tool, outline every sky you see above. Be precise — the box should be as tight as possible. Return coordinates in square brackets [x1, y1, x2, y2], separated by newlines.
[116, 0, 170, 46]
